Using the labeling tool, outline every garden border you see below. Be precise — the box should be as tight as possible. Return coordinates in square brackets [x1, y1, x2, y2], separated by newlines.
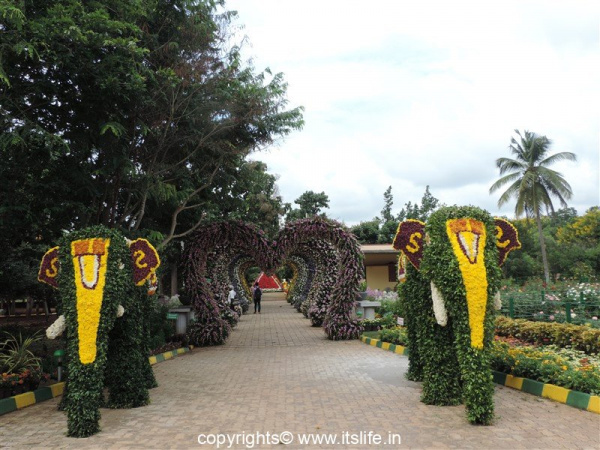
[0, 346, 192, 417]
[359, 336, 600, 414]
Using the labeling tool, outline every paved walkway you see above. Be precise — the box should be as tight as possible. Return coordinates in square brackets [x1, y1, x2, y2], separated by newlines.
[1, 293, 599, 449]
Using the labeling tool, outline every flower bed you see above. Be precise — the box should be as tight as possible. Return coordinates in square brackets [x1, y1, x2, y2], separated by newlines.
[0, 368, 50, 399]
[379, 327, 409, 346]
[495, 316, 600, 354]
[370, 321, 600, 396]
[490, 340, 600, 395]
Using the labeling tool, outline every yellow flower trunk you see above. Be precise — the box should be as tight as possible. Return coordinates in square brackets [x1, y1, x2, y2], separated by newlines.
[446, 219, 487, 349]
[71, 239, 110, 364]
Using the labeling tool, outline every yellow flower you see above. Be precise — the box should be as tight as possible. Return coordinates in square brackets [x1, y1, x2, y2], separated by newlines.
[71, 238, 110, 365]
[446, 218, 487, 349]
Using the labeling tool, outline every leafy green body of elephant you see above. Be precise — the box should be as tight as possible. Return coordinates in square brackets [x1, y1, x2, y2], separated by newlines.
[395, 206, 519, 424]
[39, 226, 159, 437]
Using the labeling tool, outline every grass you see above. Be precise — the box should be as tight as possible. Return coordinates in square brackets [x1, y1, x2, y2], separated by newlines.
[362, 331, 380, 339]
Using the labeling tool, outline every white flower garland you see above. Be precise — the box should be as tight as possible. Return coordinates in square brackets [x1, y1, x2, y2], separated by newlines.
[493, 291, 502, 310]
[431, 281, 448, 327]
[116, 304, 125, 317]
[46, 314, 66, 339]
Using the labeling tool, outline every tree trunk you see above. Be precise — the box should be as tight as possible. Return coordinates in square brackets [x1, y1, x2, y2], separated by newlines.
[170, 264, 178, 297]
[535, 211, 551, 284]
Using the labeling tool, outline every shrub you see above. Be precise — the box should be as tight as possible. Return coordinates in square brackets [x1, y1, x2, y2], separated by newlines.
[378, 298, 405, 318]
[146, 302, 176, 353]
[495, 316, 600, 355]
[489, 341, 600, 395]
[0, 331, 43, 373]
[379, 327, 409, 346]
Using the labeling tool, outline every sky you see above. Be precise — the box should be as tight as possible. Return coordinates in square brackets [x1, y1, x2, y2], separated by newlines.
[225, 0, 599, 226]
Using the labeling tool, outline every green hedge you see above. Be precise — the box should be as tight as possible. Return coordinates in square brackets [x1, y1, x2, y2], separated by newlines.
[379, 327, 409, 346]
[495, 316, 600, 355]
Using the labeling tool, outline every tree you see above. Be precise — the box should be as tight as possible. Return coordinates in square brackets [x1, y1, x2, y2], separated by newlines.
[397, 186, 440, 222]
[489, 130, 577, 284]
[350, 220, 380, 244]
[381, 186, 394, 222]
[0, 0, 303, 298]
[285, 191, 329, 221]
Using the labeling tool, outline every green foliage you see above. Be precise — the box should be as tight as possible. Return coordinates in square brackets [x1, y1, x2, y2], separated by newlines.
[0, 0, 303, 297]
[500, 209, 600, 281]
[145, 302, 174, 353]
[377, 220, 399, 244]
[352, 185, 441, 244]
[285, 191, 330, 222]
[0, 331, 43, 373]
[381, 186, 394, 222]
[397, 186, 440, 223]
[350, 220, 380, 244]
[398, 264, 427, 382]
[105, 285, 151, 409]
[360, 316, 396, 331]
[489, 341, 600, 395]
[490, 130, 577, 283]
[378, 297, 405, 318]
[495, 316, 600, 355]
[379, 327, 409, 346]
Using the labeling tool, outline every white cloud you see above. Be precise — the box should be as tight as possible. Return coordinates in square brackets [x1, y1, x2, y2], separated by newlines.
[227, 0, 600, 225]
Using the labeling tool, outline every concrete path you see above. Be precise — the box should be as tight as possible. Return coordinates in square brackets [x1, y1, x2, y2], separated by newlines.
[1, 293, 599, 449]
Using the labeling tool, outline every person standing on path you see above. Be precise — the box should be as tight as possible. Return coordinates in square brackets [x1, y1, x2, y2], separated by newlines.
[227, 284, 236, 306]
[253, 282, 262, 314]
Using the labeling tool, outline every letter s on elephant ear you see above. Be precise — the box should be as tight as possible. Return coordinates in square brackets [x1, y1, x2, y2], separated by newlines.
[128, 238, 161, 285]
[494, 218, 522, 266]
[392, 219, 426, 269]
[38, 246, 60, 288]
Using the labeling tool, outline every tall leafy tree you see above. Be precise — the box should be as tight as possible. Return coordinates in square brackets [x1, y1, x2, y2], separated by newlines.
[350, 220, 380, 244]
[489, 129, 576, 284]
[381, 186, 394, 222]
[0, 0, 302, 298]
[397, 186, 440, 222]
[285, 191, 329, 221]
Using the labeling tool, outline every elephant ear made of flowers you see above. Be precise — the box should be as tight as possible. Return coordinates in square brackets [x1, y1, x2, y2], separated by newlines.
[37, 228, 160, 438]
[392, 208, 520, 425]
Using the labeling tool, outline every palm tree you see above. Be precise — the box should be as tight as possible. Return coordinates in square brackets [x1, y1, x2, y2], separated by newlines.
[490, 130, 576, 284]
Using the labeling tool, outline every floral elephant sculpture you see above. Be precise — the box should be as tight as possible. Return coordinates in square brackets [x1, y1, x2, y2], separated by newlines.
[38, 226, 160, 437]
[393, 206, 520, 424]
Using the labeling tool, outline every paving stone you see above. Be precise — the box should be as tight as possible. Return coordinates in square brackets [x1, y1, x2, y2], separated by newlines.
[1, 293, 599, 449]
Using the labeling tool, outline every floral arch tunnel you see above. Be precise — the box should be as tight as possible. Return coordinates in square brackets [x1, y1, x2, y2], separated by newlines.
[183, 217, 365, 345]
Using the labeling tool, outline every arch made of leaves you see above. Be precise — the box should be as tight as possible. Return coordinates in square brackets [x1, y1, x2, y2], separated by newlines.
[184, 217, 364, 344]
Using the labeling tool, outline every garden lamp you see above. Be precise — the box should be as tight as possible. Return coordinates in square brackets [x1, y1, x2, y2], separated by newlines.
[54, 349, 64, 382]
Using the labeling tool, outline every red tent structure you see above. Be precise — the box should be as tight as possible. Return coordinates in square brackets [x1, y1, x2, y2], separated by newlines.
[254, 272, 283, 291]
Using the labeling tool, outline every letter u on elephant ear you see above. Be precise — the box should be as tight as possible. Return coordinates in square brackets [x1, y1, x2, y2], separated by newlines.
[392, 219, 426, 269]
[128, 238, 161, 285]
[494, 218, 522, 266]
[38, 246, 60, 288]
